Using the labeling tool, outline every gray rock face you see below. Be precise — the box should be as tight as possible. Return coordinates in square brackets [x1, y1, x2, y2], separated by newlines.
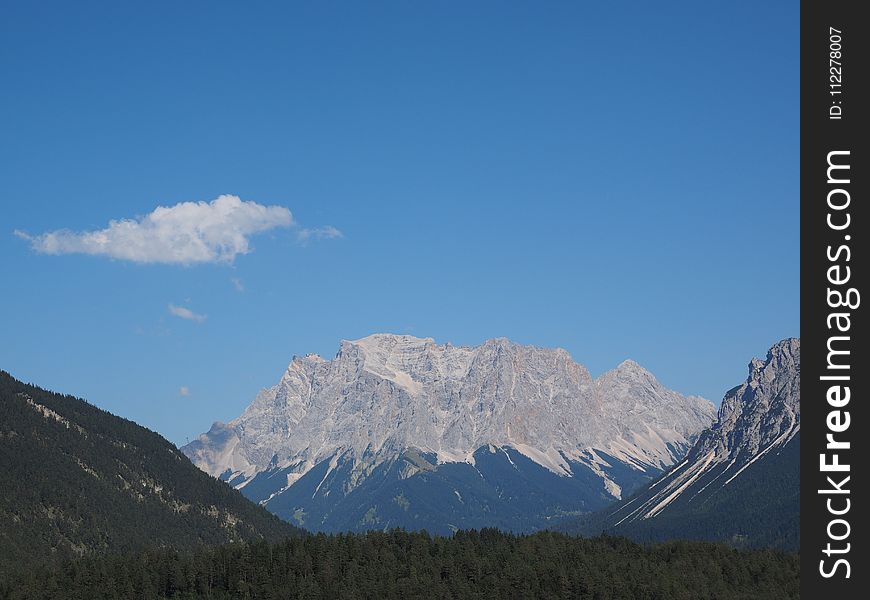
[609, 338, 800, 523]
[694, 337, 800, 465]
[183, 334, 715, 516]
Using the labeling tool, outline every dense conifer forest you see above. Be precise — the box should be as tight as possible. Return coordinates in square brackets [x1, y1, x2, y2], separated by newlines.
[2, 530, 799, 600]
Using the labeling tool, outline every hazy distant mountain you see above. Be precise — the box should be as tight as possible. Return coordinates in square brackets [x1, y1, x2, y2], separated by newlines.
[0, 370, 300, 578]
[183, 334, 714, 533]
[560, 338, 800, 549]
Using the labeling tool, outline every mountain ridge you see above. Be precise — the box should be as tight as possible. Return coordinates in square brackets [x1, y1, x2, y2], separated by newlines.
[0, 370, 300, 578]
[183, 333, 715, 532]
[558, 337, 800, 549]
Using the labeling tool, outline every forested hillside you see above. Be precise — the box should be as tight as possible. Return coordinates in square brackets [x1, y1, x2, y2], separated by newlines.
[3, 530, 799, 600]
[0, 370, 300, 581]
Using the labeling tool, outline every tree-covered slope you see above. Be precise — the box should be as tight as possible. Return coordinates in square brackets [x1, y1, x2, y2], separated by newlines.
[0, 370, 301, 579]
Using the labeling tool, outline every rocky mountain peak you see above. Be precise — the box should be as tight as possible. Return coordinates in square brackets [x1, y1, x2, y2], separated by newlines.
[183, 334, 716, 515]
[569, 338, 801, 547]
[713, 338, 799, 447]
[748, 337, 799, 387]
[180, 335, 725, 533]
[613, 337, 800, 520]
[600, 359, 656, 386]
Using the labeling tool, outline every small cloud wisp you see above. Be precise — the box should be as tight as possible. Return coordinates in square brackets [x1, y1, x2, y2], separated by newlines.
[168, 304, 207, 323]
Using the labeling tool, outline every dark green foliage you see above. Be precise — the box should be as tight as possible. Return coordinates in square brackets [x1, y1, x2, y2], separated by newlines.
[3, 530, 799, 599]
[0, 370, 301, 581]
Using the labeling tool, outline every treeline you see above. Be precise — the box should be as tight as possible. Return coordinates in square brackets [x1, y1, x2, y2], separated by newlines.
[2, 530, 799, 600]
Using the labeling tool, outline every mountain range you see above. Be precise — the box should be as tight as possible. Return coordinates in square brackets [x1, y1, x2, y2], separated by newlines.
[0, 333, 800, 590]
[182, 334, 716, 533]
[559, 338, 800, 549]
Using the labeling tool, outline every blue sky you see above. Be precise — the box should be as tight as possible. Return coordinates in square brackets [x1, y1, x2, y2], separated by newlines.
[1, 1, 798, 446]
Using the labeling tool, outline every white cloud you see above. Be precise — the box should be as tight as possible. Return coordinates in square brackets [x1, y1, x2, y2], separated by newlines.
[15, 195, 294, 265]
[231, 277, 245, 292]
[297, 225, 343, 244]
[168, 303, 207, 323]
[179, 386, 190, 397]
